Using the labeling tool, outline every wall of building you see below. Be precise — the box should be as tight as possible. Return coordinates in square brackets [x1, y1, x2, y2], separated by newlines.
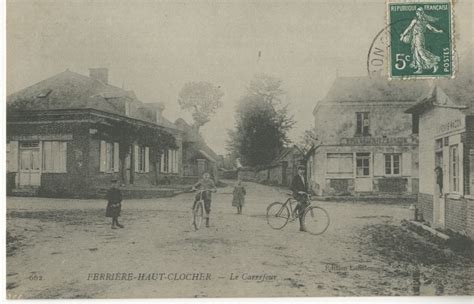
[310, 144, 418, 196]
[417, 192, 434, 224]
[418, 106, 466, 195]
[314, 103, 414, 145]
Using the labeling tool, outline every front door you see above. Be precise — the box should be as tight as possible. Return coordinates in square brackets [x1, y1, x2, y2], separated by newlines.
[18, 142, 41, 187]
[355, 152, 372, 192]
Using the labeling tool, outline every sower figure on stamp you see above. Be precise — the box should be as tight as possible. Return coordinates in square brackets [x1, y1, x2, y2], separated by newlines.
[291, 165, 309, 232]
[105, 179, 124, 229]
[192, 172, 217, 228]
[400, 7, 443, 74]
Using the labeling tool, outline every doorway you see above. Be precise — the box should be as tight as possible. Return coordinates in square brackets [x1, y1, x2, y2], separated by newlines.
[18, 141, 41, 187]
[355, 152, 372, 192]
[433, 149, 445, 228]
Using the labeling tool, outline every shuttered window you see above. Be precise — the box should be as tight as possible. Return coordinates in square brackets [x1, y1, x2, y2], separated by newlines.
[450, 145, 459, 193]
[99, 141, 119, 173]
[43, 141, 67, 173]
[384, 154, 401, 176]
[133, 145, 149, 173]
[161, 149, 179, 173]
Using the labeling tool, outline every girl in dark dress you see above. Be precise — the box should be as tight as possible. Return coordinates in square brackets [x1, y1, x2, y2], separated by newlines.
[106, 179, 124, 229]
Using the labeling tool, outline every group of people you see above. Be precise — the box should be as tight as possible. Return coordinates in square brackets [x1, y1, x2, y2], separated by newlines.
[105, 165, 309, 232]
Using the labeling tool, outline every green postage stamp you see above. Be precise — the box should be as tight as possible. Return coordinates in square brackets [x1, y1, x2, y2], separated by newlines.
[387, 0, 454, 79]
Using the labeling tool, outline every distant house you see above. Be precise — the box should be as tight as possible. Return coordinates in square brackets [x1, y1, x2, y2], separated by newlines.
[174, 118, 220, 182]
[6, 68, 183, 197]
[256, 145, 304, 187]
[308, 76, 430, 196]
[406, 75, 474, 239]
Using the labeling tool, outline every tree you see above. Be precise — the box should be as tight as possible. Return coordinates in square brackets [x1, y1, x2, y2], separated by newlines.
[297, 127, 319, 156]
[178, 81, 224, 130]
[227, 74, 294, 167]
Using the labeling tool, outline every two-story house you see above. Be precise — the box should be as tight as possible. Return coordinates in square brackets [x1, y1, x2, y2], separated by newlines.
[307, 76, 430, 196]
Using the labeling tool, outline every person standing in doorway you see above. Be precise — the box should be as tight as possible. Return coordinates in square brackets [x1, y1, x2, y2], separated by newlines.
[435, 166, 443, 197]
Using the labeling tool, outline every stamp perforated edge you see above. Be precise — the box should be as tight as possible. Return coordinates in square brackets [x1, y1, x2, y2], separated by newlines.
[385, 0, 456, 80]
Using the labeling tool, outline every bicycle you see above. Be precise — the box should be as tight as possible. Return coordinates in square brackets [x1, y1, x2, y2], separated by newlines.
[191, 189, 216, 230]
[266, 192, 330, 235]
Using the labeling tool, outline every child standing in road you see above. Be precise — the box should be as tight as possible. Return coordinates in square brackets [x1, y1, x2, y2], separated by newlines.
[192, 172, 217, 227]
[105, 179, 124, 229]
[232, 178, 246, 214]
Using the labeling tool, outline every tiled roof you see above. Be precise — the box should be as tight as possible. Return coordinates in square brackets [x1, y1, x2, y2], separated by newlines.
[174, 118, 220, 161]
[320, 75, 431, 104]
[7, 70, 179, 130]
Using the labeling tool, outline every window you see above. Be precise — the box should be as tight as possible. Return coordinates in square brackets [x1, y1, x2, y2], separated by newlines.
[100, 141, 119, 173]
[356, 153, 370, 177]
[384, 154, 401, 176]
[327, 153, 353, 174]
[161, 149, 179, 173]
[137, 145, 146, 172]
[356, 112, 370, 136]
[450, 145, 459, 192]
[42, 141, 67, 173]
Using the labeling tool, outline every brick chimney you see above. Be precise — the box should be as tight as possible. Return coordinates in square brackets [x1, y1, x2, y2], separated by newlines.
[89, 68, 108, 84]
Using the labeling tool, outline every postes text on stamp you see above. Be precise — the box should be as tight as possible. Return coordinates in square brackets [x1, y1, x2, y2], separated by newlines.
[387, 0, 454, 79]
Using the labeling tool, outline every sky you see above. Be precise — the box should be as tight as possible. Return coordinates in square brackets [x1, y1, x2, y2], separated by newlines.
[6, 0, 473, 155]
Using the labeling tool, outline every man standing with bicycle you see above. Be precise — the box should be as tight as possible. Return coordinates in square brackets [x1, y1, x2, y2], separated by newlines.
[291, 165, 309, 232]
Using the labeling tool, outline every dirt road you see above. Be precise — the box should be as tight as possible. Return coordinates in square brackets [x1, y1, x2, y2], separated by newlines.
[6, 181, 472, 298]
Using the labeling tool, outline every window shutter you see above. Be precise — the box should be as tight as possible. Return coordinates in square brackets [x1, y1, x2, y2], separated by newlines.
[59, 142, 67, 172]
[134, 144, 139, 172]
[160, 153, 164, 172]
[168, 149, 172, 173]
[145, 147, 150, 173]
[113, 143, 120, 172]
[8, 141, 18, 172]
[374, 153, 384, 176]
[402, 152, 412, 176]
[100, 140, 106, 172]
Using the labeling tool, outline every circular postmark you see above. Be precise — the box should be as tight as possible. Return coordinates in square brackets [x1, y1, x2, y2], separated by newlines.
[367, 19, 410, 77]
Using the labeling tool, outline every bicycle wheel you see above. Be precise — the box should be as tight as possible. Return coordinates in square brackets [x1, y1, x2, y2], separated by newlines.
[193, 202, 204, 230]
[266, 202, 290, 230]
[303, 206, 330, 235]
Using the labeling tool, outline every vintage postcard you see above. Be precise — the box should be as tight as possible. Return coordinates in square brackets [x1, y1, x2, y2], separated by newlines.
[4, 0, 473, 300]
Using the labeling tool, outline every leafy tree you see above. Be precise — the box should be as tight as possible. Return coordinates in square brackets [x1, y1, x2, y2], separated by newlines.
[227, 74, 294, 167]
[178, 81, 224, 130]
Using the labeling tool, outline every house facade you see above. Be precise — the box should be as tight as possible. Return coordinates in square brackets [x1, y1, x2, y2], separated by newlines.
[7, 69, 183, 197]
[308, 76, 429, 196]
[406, 77, 474, 239]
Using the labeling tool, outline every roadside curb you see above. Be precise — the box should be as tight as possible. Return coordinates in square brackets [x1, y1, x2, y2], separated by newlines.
[404, 220, 450, 241]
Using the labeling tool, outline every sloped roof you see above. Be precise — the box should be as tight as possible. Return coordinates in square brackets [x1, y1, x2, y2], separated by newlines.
[319, 76, 431, 105]
[174, 118, 220, 162]
[7, 69, 179, 130]
[406, 47, 474, 115]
